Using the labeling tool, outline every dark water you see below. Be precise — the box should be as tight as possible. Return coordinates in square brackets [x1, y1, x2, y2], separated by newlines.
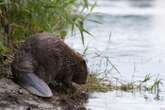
[66, 0, 165, 109]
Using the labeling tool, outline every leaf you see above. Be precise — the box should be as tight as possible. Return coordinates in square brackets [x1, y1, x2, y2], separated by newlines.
[90, 0, 96, 13]
[83, 0, 89, 9]
[80, 28, 85, 45]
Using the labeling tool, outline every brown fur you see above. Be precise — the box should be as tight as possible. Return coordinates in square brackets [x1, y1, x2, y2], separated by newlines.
[12, 32, 88, 87]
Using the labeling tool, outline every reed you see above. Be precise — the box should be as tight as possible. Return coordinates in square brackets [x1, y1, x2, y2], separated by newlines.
[0, 0, 94, 64]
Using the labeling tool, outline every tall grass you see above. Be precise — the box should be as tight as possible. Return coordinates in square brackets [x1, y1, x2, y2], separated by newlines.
[0, 0, 93, 64]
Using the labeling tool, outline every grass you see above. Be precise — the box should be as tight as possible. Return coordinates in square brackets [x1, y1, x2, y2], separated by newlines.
[79, 73, 163, 100]
[81, 74, 112, 92]
[0, 0, 95, 65]
[80, 41, 163, 100]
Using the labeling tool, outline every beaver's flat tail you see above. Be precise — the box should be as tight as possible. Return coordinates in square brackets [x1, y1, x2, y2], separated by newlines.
[17, 73, 53, 97]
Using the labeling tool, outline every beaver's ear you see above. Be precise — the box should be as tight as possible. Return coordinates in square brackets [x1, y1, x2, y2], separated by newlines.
[17, 73, 53, 98]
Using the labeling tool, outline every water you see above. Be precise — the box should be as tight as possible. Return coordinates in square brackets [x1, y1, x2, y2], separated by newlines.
[86, 91, 165, 110]
[65, 0, 165, 109]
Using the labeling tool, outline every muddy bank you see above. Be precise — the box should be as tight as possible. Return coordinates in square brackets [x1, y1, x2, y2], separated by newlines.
[0, 78, 88, 110]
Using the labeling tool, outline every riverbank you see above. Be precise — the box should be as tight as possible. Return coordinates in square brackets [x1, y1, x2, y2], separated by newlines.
[0, 65, 88, 110]
[0, 77, 88, 110]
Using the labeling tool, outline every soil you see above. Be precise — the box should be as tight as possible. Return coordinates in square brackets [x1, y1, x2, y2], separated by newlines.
[0, 78, 88, 110]
[0, 32, 89, 110]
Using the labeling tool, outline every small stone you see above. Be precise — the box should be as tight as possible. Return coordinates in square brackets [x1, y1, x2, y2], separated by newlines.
[18, 90, 23, 94]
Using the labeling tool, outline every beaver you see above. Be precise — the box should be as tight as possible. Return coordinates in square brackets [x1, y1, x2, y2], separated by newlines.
[11, 32, 88, 97]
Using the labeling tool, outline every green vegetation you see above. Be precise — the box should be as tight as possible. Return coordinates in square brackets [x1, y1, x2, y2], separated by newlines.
[82, 74, 163, 99]
[0, 0, 94, 64]
[81, 74, 112, 92]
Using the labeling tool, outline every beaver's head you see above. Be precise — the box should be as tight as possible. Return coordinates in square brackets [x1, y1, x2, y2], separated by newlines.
[72, 53, 88, 84]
